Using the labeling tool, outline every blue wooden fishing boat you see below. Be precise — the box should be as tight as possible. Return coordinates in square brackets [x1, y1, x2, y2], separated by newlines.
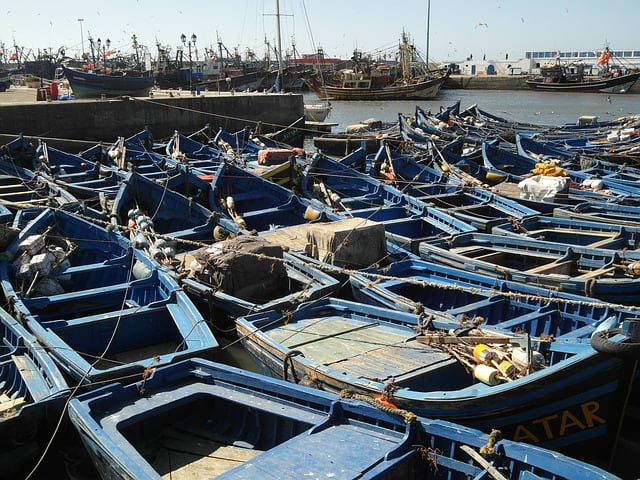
[301, 149, 414, 213]
[109, 170, 233, 243]
[237, 296, 638, 466]
[348, 256, 631, 330]
[62, 65, 155, 98]
[492, 215, 640, 249]
[413, 108, 496, 144]
[554, 201, 640, 228]
[343, 205, 475, 254]
[31, 141, 124, 210]
[106, 136, 172, 179]
[481, 141, 640, 200]
[67, 357, 619, 480]
[516, 133, 640, 184]
[375, 144, 539, 231]
[418, 231, 640, 304]
[399, 112, 460, 145]
[164, 130, 230, 175]
[0, 306, 69, 478]
[108, 169, 340, 325]
[206, 161, 334, 233]
[162, 127, 303, 186]
[294, 148, 478, 256]
[437, 145, 631, 214]
[0, 137, 81, 212]
[0, 208, 218, 385]
[518, 127, 640, 163]
[0, 170, 69, 207]
[456, 103, 553, 132]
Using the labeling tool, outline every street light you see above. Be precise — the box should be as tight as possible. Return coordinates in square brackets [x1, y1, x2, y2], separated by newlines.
[181, 33, 197, 91]
[105, 38, 110, 69]
[77, 19, 85, 57]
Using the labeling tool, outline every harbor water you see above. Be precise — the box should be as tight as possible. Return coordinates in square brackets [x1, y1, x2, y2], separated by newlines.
[305, 89, 640, 130]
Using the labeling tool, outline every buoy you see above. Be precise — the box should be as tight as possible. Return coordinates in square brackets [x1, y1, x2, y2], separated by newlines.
[627, 262, 640, 275]
[213, 226, 230, 241]
[303, 206, 321, 221]
[473, 364, 500, 385]
[473, 344, 497, 363]
[497, 360, 516, 377]
[485, 172, 505, 184]
[511, 347, 546, 370]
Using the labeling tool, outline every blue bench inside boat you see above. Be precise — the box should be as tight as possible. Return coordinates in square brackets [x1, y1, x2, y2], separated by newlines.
[23, 269, 174, 318]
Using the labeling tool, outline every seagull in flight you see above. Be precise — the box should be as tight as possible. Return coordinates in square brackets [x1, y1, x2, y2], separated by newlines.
[475, 22, 488, 28]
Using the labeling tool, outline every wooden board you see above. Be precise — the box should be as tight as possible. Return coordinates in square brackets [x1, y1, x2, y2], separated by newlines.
[269, 317, 450, 380]
[152, 425, 262, 479]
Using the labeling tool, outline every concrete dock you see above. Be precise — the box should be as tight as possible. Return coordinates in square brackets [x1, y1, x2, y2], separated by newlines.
[0, 86, 305, 150]
[444, 74, 640, 93]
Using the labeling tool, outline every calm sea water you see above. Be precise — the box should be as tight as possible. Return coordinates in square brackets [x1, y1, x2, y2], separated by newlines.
[304, 89, 640, 131]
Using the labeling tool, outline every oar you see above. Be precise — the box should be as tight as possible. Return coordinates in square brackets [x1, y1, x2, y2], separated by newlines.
[459, 444, 509, 480]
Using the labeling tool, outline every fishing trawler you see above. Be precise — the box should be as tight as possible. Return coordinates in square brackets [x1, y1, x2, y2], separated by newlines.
[526, 47, 640, 93]
[305, 32, 449, 100]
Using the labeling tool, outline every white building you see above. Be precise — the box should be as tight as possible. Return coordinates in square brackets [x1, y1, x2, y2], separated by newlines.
[448, 49, 640, 76]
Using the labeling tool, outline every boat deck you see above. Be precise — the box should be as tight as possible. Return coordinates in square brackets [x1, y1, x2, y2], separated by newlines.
[153, 424, 262, 479]
[267, 315, 458, 385]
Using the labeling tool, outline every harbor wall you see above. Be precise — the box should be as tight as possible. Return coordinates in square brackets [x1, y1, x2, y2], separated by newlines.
[445, 74, 640, 93]
[0, 91, 304, 148]
[445, 74, 530, 90]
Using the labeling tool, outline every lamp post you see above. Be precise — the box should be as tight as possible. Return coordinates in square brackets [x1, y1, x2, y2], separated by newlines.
[96, 38, 101, 68]
[131, 34, 140, 70]
[77, 19, 85, 58]
[105, 38, 110, 70]
[181, 33, 197, 91]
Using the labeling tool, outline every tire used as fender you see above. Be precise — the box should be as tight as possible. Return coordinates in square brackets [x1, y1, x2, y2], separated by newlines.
[590, 329, 640, 360]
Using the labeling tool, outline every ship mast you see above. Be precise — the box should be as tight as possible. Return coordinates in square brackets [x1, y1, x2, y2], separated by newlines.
[426, 0, 431, 68]
[276, 0, 283, 80]
[400, 32, 411, 79]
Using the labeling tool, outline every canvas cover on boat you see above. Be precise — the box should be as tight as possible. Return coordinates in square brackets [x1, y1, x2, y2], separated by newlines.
[192, 235, 288, 302]
[518, 175, 569, 202]
[304, 217, 386, 268]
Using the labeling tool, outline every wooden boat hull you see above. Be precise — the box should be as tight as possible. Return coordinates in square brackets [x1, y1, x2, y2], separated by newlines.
[0, 306, 68, 478]
[418, 232, 640, 304]
[237, 297, 636, 464]
[0, 209, 218, 384]
[309, 75, 447, 101]
[554, 201, 640, 228]
[313, 133, 401, 156]
[526, 71, 640, 93]
[62, 66, 155, 98]
[68, 358, 620, 480]
[492, 215, 640, 249]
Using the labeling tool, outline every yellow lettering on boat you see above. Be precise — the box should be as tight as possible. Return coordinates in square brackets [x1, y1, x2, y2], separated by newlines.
[513, 425, 540, 443]
[558, 410, 586, 436]
[531, 414, 559, 440]
[510, 401, 606, 443]
[581, 401, 605, 427]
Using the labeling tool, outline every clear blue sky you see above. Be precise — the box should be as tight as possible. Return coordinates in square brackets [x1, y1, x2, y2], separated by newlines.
[2, 0, 637, 63]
